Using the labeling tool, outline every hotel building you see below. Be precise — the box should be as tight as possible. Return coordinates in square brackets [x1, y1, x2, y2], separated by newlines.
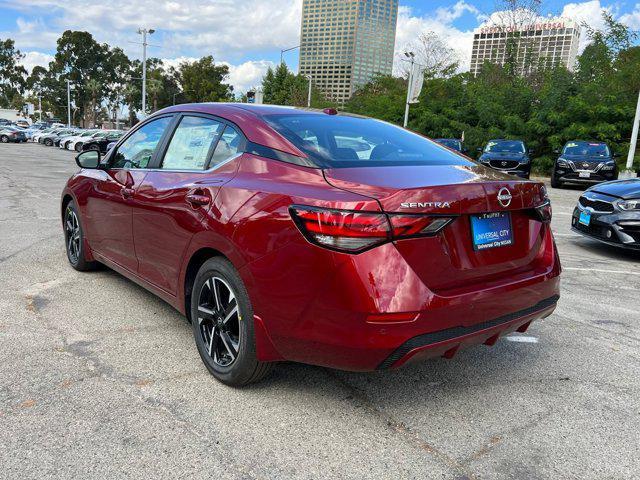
[470, 18, 581, 76]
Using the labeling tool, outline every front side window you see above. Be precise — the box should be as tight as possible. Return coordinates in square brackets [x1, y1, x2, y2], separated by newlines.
[264, 114, 472, 168]
[111, 116, 172, 169]
[161, 116, 224, 170]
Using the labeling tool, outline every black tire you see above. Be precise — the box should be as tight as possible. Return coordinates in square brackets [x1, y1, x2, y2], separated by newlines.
[44, 138, 53, 146]
[63, 201, 99, 271]
[0, 135, 8, 143]
[75, 143, 83, 152]
[191, 257, 273, 386]
[550, 172, 562, 189]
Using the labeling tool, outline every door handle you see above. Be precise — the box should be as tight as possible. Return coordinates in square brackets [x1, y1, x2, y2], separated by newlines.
[186, 192, 210, 207]
[121, 187, 135, 199]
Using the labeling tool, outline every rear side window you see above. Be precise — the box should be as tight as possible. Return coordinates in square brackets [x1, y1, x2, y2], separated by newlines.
[161, 116, 224, 170]
[210, 125, 242, 167]
[263, 114, 472, 168]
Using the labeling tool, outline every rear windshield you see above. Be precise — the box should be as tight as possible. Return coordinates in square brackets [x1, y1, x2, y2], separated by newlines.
[563, 141, 610, 157]
[484, 140, 525, 153]
[263, 114, 472, 168]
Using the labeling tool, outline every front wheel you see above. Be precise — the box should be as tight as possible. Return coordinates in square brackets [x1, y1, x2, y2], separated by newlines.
[75, 143, 83, 152]
[44, 138, 53, 146]
[64, 201, 99, 271]
[191, 257, 273, 386]
[0, 135, 8, 143]
[550, 172, 562, 189]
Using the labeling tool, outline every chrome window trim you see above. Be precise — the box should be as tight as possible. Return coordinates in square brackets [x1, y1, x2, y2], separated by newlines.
[120, 152, 244, 174]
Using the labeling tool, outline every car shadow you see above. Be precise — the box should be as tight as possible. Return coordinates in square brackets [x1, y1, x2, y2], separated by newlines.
[570, 237, 640, 261]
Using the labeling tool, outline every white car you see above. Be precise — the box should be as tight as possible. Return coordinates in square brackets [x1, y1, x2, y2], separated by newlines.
[32, 128, 58, 143]
[60, 130, 96, 150]
[67, 130, 113, 152]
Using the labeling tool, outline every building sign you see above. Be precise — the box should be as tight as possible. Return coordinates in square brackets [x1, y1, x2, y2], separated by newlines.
[480, 21, 567, 34]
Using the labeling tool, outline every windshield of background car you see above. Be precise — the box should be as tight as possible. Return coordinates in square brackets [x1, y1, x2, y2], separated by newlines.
[563, 141, 611, 157]
[263, 114, 472, 168]
[484, 140, 526, 153]
[436, 139, 462, 151]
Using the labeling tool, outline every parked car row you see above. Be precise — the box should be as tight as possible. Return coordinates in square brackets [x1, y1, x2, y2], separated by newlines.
[30, 127, 124, 153]
[434, 137, 622, 188]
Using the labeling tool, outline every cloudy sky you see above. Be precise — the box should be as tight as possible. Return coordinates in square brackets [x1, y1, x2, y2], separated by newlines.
[1, 0, 639, 93]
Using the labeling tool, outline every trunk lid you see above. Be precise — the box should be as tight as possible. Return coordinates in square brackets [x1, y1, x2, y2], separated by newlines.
[324, 165, 550, 294]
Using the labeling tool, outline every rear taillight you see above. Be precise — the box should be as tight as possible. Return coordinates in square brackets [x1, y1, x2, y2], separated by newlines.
[289, 205, 454, 253]
[533, 200, 552, 223]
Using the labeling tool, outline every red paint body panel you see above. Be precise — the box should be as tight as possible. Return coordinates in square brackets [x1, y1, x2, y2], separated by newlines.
[62, 103, 561, 372]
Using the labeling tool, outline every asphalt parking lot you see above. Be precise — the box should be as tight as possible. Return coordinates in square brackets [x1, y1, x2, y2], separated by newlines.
[1, 143, 639, 479]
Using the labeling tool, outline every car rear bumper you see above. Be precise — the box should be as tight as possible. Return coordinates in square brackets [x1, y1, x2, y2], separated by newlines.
[245, 225, 561, 371]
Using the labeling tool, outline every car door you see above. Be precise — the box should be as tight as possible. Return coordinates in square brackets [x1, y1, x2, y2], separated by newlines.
[84, 115, 175, 272]
[131, 114, 244, 295]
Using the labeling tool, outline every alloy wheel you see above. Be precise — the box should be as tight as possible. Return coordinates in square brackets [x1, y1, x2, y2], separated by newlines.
[197, 276, 241, 367]
[65, 208, 81, 263]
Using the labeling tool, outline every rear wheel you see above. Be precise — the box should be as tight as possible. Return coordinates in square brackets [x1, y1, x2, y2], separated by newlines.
[191, 257, 273, 386]
[64, 201, 99, 271]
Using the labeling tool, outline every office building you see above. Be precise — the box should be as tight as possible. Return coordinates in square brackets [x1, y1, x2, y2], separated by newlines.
[470, 18, 581, 76]
[299, 0, 398, 103]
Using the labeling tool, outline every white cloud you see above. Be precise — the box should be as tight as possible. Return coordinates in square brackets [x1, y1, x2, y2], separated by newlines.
[19, 51, 54, 73]
[394, 3, 480, 74]
[560, 0, 613, 51]
[224, 60, 275, 94]
[160, 57, 274, 94]
[620, 3, 640, 30]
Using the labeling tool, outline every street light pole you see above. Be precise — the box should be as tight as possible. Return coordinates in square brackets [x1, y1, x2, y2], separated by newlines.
[626, 90, 640, 173]
[66, 79, 71, 127]
[403, 52, 415, 128]
[38, 94, 42, 122]
[137, 28, 155, 117]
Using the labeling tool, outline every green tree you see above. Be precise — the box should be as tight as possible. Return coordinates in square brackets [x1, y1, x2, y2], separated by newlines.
[262, 63, 333, 107]
[176, 56, 233, 103]
[0, 38, 27, 107]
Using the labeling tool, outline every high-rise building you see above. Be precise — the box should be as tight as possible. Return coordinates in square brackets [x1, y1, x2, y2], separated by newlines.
[299, 0, 398, 104]
[470, 18, 581, 76]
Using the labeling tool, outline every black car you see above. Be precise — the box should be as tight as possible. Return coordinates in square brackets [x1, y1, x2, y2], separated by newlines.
[477, 139, 532, 179]
[434, 138, 465, 153]
[572, 179, 640, 250]
[551, 141, 619, 188]
[81, 132, 123, 153]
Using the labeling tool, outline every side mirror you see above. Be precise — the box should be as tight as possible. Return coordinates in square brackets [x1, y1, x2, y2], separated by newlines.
[477, 147, 483, 153]
[75, 150, 101, 169]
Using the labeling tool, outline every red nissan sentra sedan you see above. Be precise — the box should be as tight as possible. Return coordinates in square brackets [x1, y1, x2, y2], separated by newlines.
[61, 104, 560, 386]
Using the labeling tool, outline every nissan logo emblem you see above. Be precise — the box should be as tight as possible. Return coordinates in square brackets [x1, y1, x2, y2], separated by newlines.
[582, 163, 589, 169]
[497, 187, 512, 208]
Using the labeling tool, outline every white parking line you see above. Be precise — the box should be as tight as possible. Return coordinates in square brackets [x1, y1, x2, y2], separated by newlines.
[505, 336, 539, 343]
[563, 267, 640, 276]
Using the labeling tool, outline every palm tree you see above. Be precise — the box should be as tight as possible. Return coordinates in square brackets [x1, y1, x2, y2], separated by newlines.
[146, 78, 162, 113]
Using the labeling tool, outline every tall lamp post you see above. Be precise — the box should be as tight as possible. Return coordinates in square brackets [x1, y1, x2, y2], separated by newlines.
[137, 28, 155, 117]
[305, 75, 312, 108]
[66, 79, 72, 127]
[403, 52, 415, 128]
